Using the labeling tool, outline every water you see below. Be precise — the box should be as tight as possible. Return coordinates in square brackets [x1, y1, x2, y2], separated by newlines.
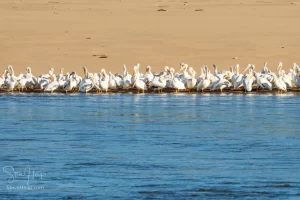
[0, 93, 300, 199]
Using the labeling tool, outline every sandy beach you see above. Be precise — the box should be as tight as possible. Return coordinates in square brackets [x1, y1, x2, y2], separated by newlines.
[1, 0, 300, 76]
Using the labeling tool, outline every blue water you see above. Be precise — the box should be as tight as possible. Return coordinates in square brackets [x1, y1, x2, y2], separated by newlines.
[0, 93, 300, 199]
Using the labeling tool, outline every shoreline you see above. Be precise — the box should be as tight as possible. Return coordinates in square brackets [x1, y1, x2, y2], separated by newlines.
[1, 87, 300, 95]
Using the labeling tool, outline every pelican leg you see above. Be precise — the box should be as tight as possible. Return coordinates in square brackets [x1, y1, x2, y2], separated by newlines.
[202, 88, 204, 93]
[66, 90, 68, 94]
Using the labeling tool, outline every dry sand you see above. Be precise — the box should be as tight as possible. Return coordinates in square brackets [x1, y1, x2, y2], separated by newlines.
[1, 0, 300, 76]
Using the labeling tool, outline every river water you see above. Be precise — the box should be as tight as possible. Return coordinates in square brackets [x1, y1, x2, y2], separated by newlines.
[0, 93, 299, 199]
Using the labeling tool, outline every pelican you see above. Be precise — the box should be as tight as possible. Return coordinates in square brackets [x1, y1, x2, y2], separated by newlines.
[108, 72, 117, 90]
[261, 61, 269, 74]
[44, 71, 59, 93]
[271, 72, 287, 92]
[57, 68, 67, 88]
[253, 71, 272, 91]
[177, 64, 191, 85]
[143, 65, 154, 83]
[79, 67, 94, 93]
[242, 64, 255, 92]
[170, 68, 185, 93]
[99, 69, 109, 93]
[114, 73, 123, 88]
[196, 67, 205, 83]
[232, 64, 244, 89]
[16, 71, 29, 92]
[38, 68, 54, 89]
[0, 70, 7, 88]
[25, 67, 38, 89]
[211, 72, 232, 92]
[6, 65, 17, 91]
[197, 66, 211, 92]
[293, 63, 300, 88]
[148, 72, 167, 93]
[63, 72, 78, 93]
[122, 65, 132, 90]
[186, 68, 197, 92]
[132, 67, 147, 93]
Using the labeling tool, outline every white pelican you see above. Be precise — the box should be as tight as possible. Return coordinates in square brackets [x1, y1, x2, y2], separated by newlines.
[38, 68, 54, 89]
[280, 70, 292, 88]
[6, 65, 17, 91]
[99, 69, 109, 93]
[114, 73, 123, 88]
[44, 72, 59, 93]
[177, 64, 191, 85]
[25, 67, 38, 89]
[261, 61, 269, 74]
[242, 64, 255, 92]
[132, 67, 147, 93]
[211, 72, 231, 92]
[186, 68, 197, 92]
[122, 65, 132, 90]
[197, 66, 211, 92]
[196, 67, 205, 83]
[79, 67, 94, 93]
[0, 70, 7, 88]
[108, 72, 117, 90]
[16, 74, 28, 92]
[63, 72, 78, 93]
[148, 72, 167, 93]
[293, 63, 300, 88]
[271, 72, 287, 92]
[170, 68, 185, 93]
[57, 68, 67, 88]
[253, 71, 272, 91]
[232, 64, 244, 89]
[143, 65, 154, 83]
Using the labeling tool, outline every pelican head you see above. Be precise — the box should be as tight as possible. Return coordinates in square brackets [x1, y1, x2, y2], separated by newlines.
[146, 65, 151, 74]
[242, 64, 251, 74]
[178, 64, 188, 73]
[277, 62, 283, 73]
[101, 69, 107, 75]
[164, 66, 170, 73]
[60, 68, 64, 74]
[169, 67, 175, 74]
[26, 66, 31, 73]
[188, 67, 194, 73]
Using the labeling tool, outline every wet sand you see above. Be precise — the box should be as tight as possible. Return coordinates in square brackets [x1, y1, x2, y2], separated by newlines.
[1, 87, 300, 95]
[1, 0, 300, 75]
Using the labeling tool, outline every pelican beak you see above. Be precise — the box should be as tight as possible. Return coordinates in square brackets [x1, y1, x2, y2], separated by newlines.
[242, 65, 250, 74]
[298, 71, 300, 77]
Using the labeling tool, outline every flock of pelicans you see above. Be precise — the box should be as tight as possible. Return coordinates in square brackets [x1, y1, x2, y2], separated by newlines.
[1, 62, 300, 94]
